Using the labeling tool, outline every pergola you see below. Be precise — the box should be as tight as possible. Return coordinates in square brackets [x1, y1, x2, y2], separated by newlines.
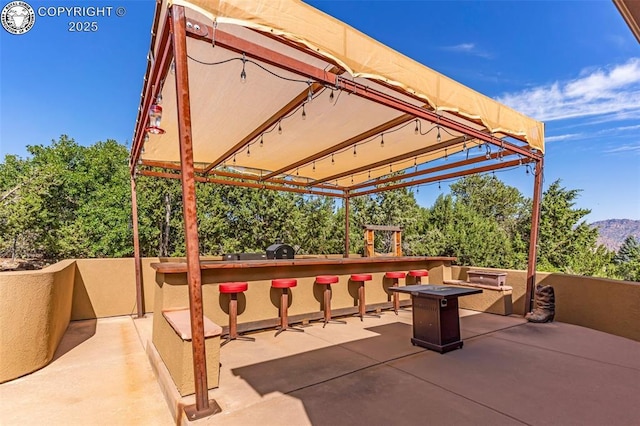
[129, 0, 544, 418]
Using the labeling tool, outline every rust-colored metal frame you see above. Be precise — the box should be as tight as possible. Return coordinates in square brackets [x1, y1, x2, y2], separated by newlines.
[129, 3, 544, 420]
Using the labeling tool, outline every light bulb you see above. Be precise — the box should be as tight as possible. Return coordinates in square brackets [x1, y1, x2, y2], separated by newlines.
[437, 127, 441, 143]
[380, 135, 385, 148]
[278, 122, 282, 134]
[301, 105, 306, 120]
[240, 68, 246, 83]
[329, 91, 334, 102]
[414, 121, 419, 135]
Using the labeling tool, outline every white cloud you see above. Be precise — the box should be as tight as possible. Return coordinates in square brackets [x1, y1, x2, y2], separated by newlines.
[603, 144, 640, 154]
[497, 58, 640, 122]
[545, 133, 583, 142]
[441, 43, 493, 59]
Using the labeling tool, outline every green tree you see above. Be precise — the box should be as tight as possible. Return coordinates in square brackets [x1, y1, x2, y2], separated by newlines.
[614, 236, 640, 282]
[536, 179, 609, 275]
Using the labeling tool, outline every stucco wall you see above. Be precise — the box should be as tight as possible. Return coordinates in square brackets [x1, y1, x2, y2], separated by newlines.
[71, 258, 158, 320]
[453, 266, 640, 342]
[0, 260, 75, 383]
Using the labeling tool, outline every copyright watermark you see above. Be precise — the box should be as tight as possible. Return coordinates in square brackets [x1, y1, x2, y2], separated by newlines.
[2, 1, 127, 34]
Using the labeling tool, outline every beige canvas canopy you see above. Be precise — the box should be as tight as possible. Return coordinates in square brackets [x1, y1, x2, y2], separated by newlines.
[132, 0, 543, 196]
[129, 1, 545, 417]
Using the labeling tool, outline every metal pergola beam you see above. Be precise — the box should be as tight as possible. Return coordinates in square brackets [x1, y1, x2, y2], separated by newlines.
[262, 114, 416, 181]
[130, 7, 174, 174]
[204, 83, 326, 173]
[171, 6, 220, 419]
[312, 136, 468, 186]
[526, 157, 544, 313]
[348, 150, 515, 191]
[138, 169, 345, 198]
[351, 158, 529, 197]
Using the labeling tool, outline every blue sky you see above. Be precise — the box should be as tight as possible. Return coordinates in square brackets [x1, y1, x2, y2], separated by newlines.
[1, 0, 639, 222]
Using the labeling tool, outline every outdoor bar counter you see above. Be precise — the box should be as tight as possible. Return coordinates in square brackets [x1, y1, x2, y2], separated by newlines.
[151, 256, 456, 333]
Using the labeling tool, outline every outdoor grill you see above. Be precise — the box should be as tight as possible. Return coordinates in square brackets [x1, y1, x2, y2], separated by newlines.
[223, 241, 295, 261]
[266, 241, 295, 259]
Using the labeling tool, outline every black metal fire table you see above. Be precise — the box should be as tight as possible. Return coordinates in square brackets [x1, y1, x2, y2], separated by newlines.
[391, 285, 482, 353]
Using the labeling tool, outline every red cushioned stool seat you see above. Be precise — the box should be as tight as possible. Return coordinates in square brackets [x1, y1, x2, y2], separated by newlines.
[315, 276, 345, 327]
[271, 278, 298, 289]
[408, 269, 429, 284]
[350, 274, 378, 320]
[272, 279, 303, 336]
[385, 272, 406, 314]
[219, 282, 248, 293]
[219, 282, 254, 346]
[316, 275, 339, 285]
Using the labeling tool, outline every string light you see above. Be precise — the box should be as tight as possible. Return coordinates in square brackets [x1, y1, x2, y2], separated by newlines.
[246, 145, 251, 157]
[414, 120, 419, 135]
[444, 148, 448, 160]
[331, 153, 335, 165]
[259, 134, 264, 147]
[313, 161, 316, 172]
[329, 90, 334, 103]
[278, 122, 282, 134]
[438, 181, 441, 190]
[240, 53, 247, 83]
[233, 154, 236, 164]
[301, 104, 306, 120]
[380, 134, 385, 148]
[389, 164, 393, 173]
[307, 82, 313, 103]
[436, 126, 441, 143]
[353, 145, 357, 156]
[462, 135, 467, 151]
[368, 170, 371, 179]
[296, 167, 299, 176]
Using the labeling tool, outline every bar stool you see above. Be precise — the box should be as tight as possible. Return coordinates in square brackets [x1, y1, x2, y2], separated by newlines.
[385, 271, 406, 315]
[315, 275, 346, 327]
[351, 274, 377, 321]
[408, 270, 429, 284]
[219, 282, 255, 346]
[272, 278, 304, 336]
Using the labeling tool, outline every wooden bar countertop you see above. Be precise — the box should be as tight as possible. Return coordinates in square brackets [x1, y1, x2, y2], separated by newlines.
[151, 256, 456, 274]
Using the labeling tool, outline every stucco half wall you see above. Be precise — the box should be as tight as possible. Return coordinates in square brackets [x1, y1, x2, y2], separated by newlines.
[0, 260, 75, 383]
[452, 266, 640, 342]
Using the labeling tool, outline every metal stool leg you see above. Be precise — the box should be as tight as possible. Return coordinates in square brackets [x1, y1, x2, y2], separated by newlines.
[322, 284, 346, 327]
[221, 293, 255, 346]
[392, 279, 400, 314]
[275, 288, 304, 336]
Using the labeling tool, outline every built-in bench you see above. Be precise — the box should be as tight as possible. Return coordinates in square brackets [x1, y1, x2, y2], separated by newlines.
[154, 308, 222, 396]
[444, 280, 513, 315]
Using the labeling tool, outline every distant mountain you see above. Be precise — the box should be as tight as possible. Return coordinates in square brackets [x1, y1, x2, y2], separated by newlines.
[590, 219, 640, 251]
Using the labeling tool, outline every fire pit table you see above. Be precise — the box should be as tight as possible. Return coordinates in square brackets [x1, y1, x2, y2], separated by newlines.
[391, 285, 482, 353]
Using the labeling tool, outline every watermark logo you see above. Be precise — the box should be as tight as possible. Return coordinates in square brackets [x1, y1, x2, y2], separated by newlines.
[1, 1, 35, 35]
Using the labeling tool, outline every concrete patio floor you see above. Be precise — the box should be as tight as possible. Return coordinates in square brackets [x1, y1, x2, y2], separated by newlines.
[2, 308, 639, 425]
